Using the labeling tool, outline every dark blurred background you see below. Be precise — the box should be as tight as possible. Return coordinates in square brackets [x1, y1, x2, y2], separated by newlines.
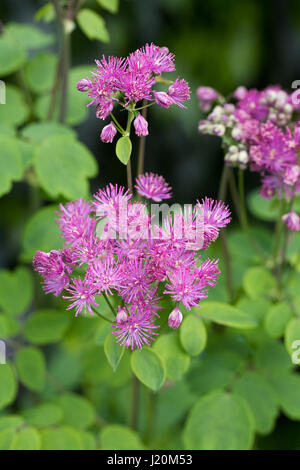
[1, 0, 300, 219]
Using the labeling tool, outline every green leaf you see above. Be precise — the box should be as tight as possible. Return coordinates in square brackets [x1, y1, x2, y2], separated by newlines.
[21, 122, 76, 144]
[199, 301, 257, 328]
[247, 190, 279, 221]
[41, 426, 82, 450]
[24, 52, 57, 94]
[16, 347, 46, 392]
[6, 22, 55, 49]
[154, 333, 190, 381]
[97, 0, 119, 13]
[35, 3, 56, 23]
[243, 267, 277, 300]
[0, 315, 9, 338]
[0, 266, 33, 316]
[11, 427, 41, 450]
[94, 321, 112, 346]
[233, 371, 279, 435]
[23, 403, 63, 428]
[179, 315, 207, 356]
[104, 334, 125, 372]
[116, 136, 132, 165]
[264, 302, 293, 339]
[24, 309, 71, 345]
[0, 35, 26, 76]
[0, 428, 15, 450]
[236, 297, 270, 324]
[0, 85, 29, 127]
[284, 318, 300, 358]
[0, 135, 23, 198]
[19, 140, 35, 169]
[77, 9, 110, 42]
[254, 340, 293, 376]
[33, 136, 97, 200]
[0, 415, 24, 432]
[183, 390, 255, 450]
[268, 373, 300, 420]
[131, 348, 165, 391]
[55, 393, 95, 430]
[100, 425, 144, 450]
[0, 363, 17, 410]
[21, 205, 64, 262]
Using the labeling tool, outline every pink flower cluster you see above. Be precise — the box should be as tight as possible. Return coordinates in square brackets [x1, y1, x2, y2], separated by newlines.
[197, 84, 300, 230]
[33, 174, 231, 350]
[77, 43, 190, 143]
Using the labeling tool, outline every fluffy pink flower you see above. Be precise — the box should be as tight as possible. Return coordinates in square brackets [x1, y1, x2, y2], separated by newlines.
[168, 78, 190, 108]
[153, 91, 174, 108]
[33, 249, 73, 296]
[113, 307, 159, 349]
[63, 276, 99, 316]
[196, 198, 231, 247]
[197, 86, 218, 101]
[135, 173, 172, 202]
[89, 257, 122, 295]
[164, 266, 208, 310]
[93, 184, 132, 219]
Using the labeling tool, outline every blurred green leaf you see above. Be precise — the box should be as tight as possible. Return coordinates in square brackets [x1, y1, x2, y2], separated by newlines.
[0, 416, 24, 432]
[16, 347, 46, 392]
[33, 136, 97, 200]
[100, 425, 144, 450]
[131, 348, 165, 391]
[254, 341, 293, 376]
[104, 334, 125, 372]
[21, 122, 76, 144]
[5, 22, 55, 49]
[0, 85, 29, 127]
[183, 390, 255, 450]
[24, 52, 57, 94]
[199, 301, 257, 328]
[0, 363, 17, 410]
[55, 393, 95, 430]
[0, 266, 33, 316]
[0, 135, 23, 197]
[23, 403, 63, 428]
[264, 302, 293, 339]
[97, 0, 119, 13]
[247, 190, 279, 221]
[21, 205, 64, 262]
[154, 333, 190, 381]
[77, 9, 110, 43]
[179, 315, 207, 356]
[284, 318, 300, 357]
[35, 3, 55, 23]
[268, 373, 300, 420]
[24, 309, 71, 345]
[0, 34, 26, 76]
[0, 428, 15, 450]
[243, 267, 277, 300]
[40, 426, 82, 450]
[116, 136, 132, 165]
[233, 371, 279, 435]
[11, 426, 41, 450]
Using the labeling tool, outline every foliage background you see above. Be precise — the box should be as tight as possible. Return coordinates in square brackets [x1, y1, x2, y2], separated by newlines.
[0, 0, 300, 450]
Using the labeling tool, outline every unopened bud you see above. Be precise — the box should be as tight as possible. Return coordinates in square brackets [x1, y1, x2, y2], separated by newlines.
[168, 307, 183, 329]
[116, 307, 128, 324]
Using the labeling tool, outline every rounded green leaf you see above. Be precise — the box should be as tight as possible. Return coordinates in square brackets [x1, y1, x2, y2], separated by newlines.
[24, 309, 71, 345]
[11, 426, 41, 450]
[33, 136, 97, 199]
[0, 363, 17, 410]
[40, 426, 82, 450]
[116, 136, 132, 165]
[55, 393, 95, 430]
[21, 121, 76, 144]
[23, 403, 63, 428]
[0, 85, 29, 127]
[131, 348, 165, 391]
[236, 297, 270, 324]
[0, 415, 24, 432]
[243, 267, 277, 300]
[233, 371, 279, 435]
[269, 373, 300, 420]
[77, 9, 110, 42]
[284, 318, 300, 358]
[104, 334, 125, 372]
[154, 333, 190, 381]
[0, 428, 15, 450]
[254, 340, 293, 376]
[199, 301, 257, 328]
[0, 134, 23, 198]
[180, 315, 207, 356]
[0, 266, 33, 316]
[97, 0, 119, 13]
[100, 425, 144, 450]
[24, 52, 57, 94]
[6, 23, 55, 49]
[0, 35, 26, 76]
[183, 390, 255, 450]
[94, 322, 112, 346]
[16, 347, 46, 392]
[21, 205, 64, 263]
[247, 190, 279, 221]
[264, 302, 293, 339]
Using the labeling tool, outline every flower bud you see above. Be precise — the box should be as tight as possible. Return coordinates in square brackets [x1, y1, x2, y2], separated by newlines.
[233, 86, 247, 100]
[212, 124, 225, 136]
[168, 307, 183, 329]
[100, 122, 117, 143]
[282, 211, 300, 231]
[76, 79, 90, 92]
[238, 150, 249, 165]
[133, 113, 149, 136]
[116, 307, 128, 324]
[231, 127, 242, 140]
[196, 86, 218, 101]
[153, 91, 174, 108]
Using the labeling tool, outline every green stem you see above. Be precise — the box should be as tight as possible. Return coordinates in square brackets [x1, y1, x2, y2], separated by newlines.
[91, 306, 112, 323]
[103, 293, 116, 317]
[131, 375, 140, 431]
[272, 197, 286, 262]
[126, 111, 134, 193]
[227, 168, 242, 226]
[110, 112, 126, 134]
[133, 102, 155, 112]
[137, 100, 148, 177]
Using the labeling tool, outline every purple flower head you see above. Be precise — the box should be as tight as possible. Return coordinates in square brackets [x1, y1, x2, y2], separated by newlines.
[196, 198, 231, 247]
[168, 307, 183, 329]
[197, 86, 218, 101]
[282, 211, 300, 231]
[134, 43, 175, 75]
[164, 266, 209, 310]
[89, 257, 122, 296]
[133, 113, 149, 136]
[96, 100, 114, 120]
[112, 306, 159, 349]
[233, 86, 248, 100]
[77, 78, 91, 92]
[118, 71, 156, 104]
[63, 275, 99, 316]
[33, 249, 72, 296]
[237, 89, 268, 121]
[168, 78, 190, 108]
[135, 172, 172, 202]
[93, 184, 132, 220]
[57, 199, 94, 246]
[153, 91, 174, 108]
[119, 259, 152, 303]
[100, 122, 117, 143]
[94, 55, 126, 86]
